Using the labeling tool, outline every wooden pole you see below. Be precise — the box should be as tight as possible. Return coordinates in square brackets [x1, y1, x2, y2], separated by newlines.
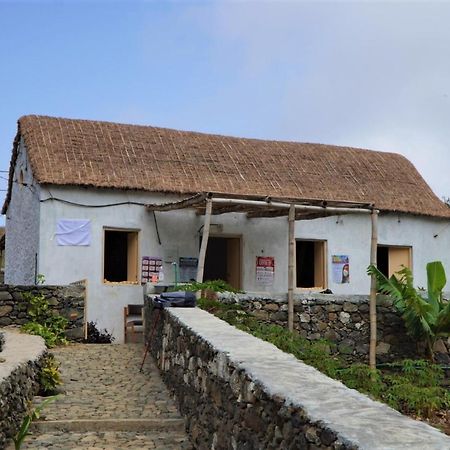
[288, 204, 295, 332]
[196, 198, 213, 284]
[369, 208, 379, 370]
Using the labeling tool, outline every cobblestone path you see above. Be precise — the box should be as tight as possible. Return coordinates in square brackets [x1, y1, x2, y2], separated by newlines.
[19, 344, 192, 449]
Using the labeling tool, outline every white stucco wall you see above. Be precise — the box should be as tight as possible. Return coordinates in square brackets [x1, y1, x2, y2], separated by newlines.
[33, 185, 450, 342]
[4, 141, 41, 285]
[295, 213, 450, 295]
[37, 186, 291, 341]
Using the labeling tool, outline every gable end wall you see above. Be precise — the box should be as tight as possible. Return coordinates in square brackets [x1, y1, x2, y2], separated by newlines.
[4, 140, 41, 285]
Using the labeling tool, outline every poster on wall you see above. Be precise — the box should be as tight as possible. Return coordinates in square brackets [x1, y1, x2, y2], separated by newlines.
[141, 256, 162, 284]
[332, 255, 350, 284]
[179, 257, 198, 282]
[256, 256, 275, 286]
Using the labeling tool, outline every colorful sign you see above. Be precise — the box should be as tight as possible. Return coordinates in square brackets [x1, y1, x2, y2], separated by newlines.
[332, 255, 350, 284]
[256, 256, 275, 285]
[141, 256, 162, 284]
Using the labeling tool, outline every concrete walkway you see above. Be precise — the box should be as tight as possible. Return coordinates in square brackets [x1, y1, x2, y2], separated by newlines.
[20, 344, 192, 449]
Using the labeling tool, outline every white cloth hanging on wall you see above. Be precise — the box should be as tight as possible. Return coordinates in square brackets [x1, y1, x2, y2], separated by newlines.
[56, 219, 91, 246]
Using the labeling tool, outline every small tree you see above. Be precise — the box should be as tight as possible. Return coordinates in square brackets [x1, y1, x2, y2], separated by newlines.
[367, 261, 450, 361]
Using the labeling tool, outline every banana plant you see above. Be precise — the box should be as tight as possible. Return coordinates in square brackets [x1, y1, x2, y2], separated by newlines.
[367, 261, 450, 361]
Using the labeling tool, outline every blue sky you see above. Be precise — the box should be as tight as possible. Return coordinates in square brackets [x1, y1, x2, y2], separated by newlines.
[1, 1, 450, 220]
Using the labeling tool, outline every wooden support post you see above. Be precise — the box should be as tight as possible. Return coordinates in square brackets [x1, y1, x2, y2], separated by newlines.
[288, 204, 295, 332]
[369, 208, 379, 370]
[196, 198, 213, 285]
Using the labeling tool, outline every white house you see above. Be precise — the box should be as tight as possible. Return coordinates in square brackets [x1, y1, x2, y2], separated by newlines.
[3, 115, 450, 341]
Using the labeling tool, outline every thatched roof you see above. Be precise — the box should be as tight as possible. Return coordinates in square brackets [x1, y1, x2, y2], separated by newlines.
[3, 115, 450, 218]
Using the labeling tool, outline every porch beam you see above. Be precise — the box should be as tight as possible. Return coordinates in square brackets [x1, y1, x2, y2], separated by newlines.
[288, 204, 295, 332]
[196, 198, 213, 284]
[369, 208, 379, 370]
[247, 209, 341, 220]
[146, 193, 206, 212]
[211, 197, 373, 215]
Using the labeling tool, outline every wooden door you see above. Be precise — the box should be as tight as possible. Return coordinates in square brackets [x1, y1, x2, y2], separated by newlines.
[226, 238, 241, 290]
[388, 247, 411, 277]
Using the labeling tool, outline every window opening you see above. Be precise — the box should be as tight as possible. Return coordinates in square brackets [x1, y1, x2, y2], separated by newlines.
[296, 240, 326, 289]
[104, 230, 138, 283]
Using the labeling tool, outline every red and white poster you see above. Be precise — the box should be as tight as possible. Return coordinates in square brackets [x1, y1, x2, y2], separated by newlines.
[256, 256, 275, 286]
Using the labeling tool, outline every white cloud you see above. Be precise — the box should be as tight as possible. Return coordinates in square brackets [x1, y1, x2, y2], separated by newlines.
[191, 1, 450, 198]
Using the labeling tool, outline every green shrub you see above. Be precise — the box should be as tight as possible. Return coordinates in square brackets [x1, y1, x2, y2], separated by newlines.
[22, 323, 58, 348]
[198, 298, 342, 378]
[176, 279, 242, 293]
[387, 359, 444, 387]
[21, 292, 68, 347]
[39, 354, 62, 396]
[197, 298, 450, 420]
[380, 359, 449, 417]
[382, 375, 449, 417]
[338, 364, 385, 398]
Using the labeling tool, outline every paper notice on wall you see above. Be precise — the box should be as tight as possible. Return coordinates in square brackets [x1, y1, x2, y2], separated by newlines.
[141, 256, 162, 284]
[256, 256, 275, 286]
[56, 219, 91, 246]
[332, 255, 350, 284]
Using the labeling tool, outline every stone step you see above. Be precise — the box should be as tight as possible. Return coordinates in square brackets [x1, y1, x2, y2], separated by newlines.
[7, 430, 192, 450]
[32, 418, 185, 432]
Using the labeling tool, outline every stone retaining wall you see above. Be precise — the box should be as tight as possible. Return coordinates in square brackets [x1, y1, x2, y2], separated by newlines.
[0, 284, 85, 340]
[143, 303, 450, 449]
[0, 331, 46, 448]
[217, 293, 449, 363]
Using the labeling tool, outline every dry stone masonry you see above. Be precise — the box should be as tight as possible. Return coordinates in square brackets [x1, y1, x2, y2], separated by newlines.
[143, 303, 450, 449]
[0, 284, 85, 340]
[217, 292, 447, 363]
[0, 331, 46, 448]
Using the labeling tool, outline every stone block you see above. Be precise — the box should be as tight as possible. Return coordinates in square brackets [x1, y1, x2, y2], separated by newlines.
[325, 304, 339, 312]
[300, 323, 311, 331]
[343, 302, 358, 313]
[356, 343, 369, 354]
[376, 341, 391, 355]
[47, 297, 59, 306]
[338, 339, 355, 354]
[252, 310, 269, 321]
[324, 330, 339, 341]
[0, 317, 12, 326]
[433, 339, 448, 354]
[0, 291, 12, 301]
[299, 313, 310, 323]
[338, 311, 350, 324]
[0, 305, 13, 317]
[65, 327, 84, 340]
[271, 311, 288, 322]
[264, 303, 279, 312]
[358, 304, 369, 313]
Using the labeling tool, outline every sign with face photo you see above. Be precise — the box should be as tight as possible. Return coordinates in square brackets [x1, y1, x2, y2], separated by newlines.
[332, 255, 350, 284]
